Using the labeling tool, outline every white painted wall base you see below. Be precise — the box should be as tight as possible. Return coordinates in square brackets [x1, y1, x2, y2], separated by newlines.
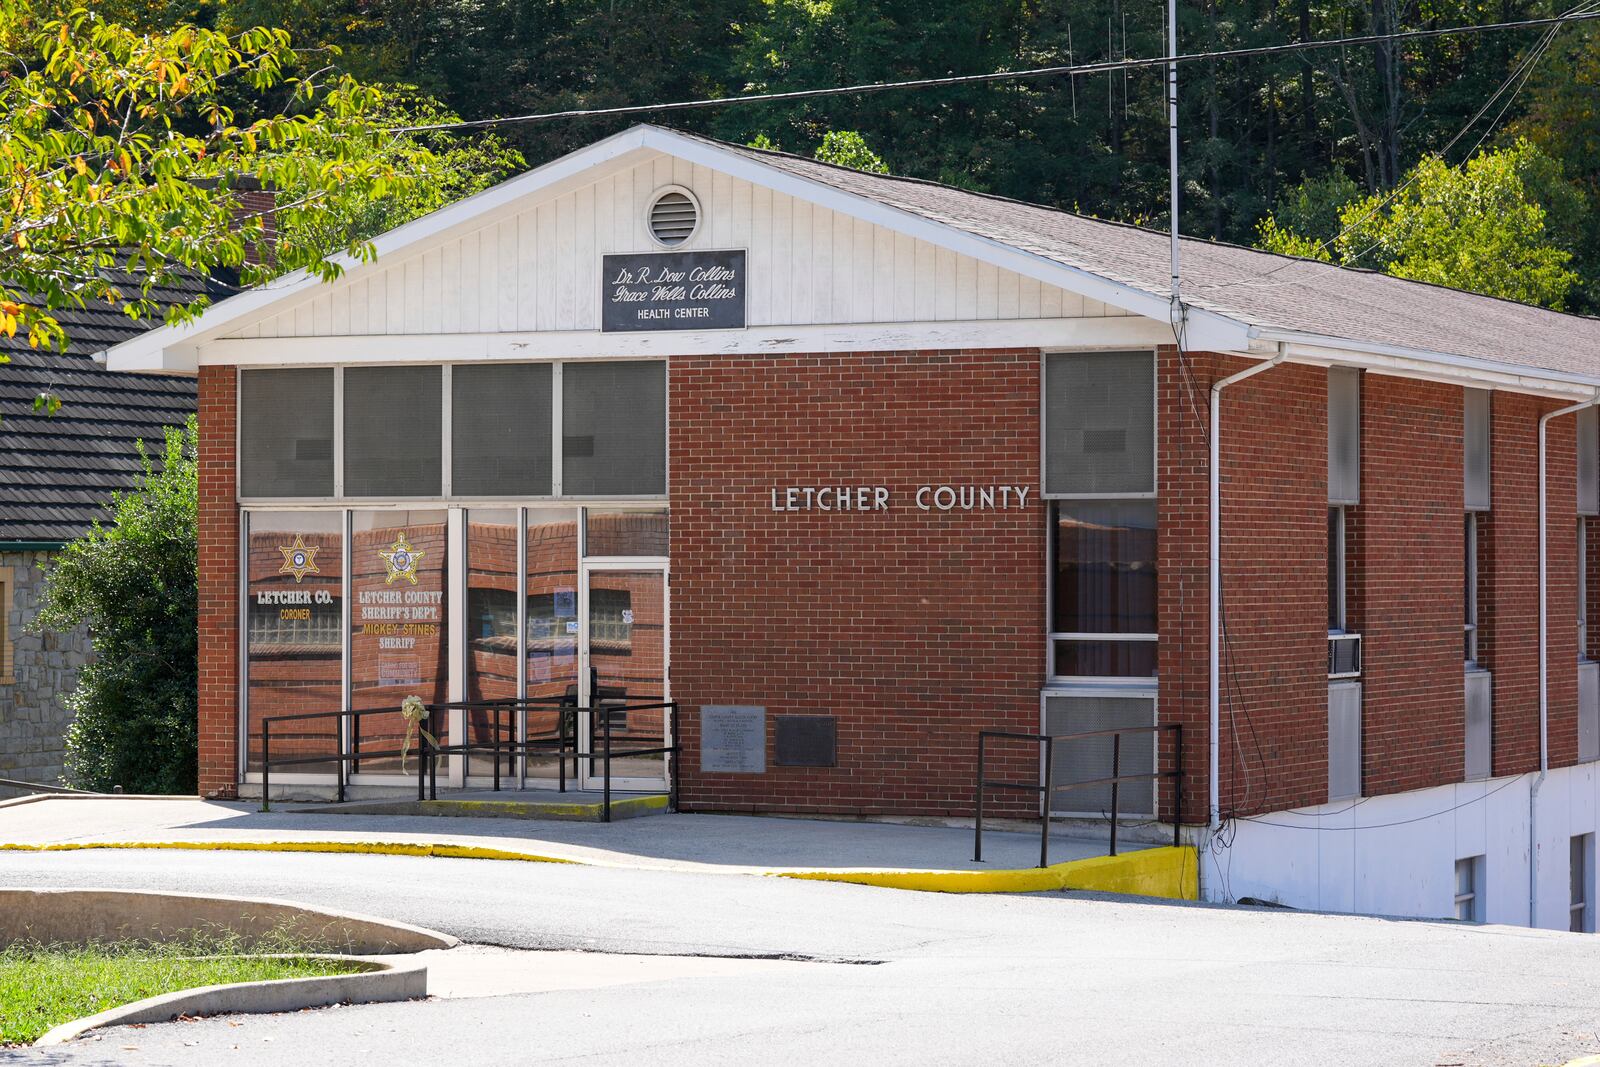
[1201, 762, 1600, 929]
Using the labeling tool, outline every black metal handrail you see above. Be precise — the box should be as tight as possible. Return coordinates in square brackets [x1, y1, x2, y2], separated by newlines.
[257, 698, 680, 822]
[973, 723, 1184, 868]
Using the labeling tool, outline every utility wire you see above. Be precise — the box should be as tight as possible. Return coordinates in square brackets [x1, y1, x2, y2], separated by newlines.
[395, 10, 1600, 134]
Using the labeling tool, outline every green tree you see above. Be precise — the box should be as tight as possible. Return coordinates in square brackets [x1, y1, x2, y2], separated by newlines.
[812, 129, 889, 173]
[35, 419, 199, 794]
[0, 2, 439, 353]
[1259, 141, 1585, 309]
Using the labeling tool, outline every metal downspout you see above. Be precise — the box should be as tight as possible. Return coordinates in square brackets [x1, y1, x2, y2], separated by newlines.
[1532, 390, 1600, 926]
[1208, 346, 1287, 829]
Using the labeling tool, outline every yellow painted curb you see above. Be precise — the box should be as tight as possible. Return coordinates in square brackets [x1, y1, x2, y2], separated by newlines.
[0, 840, 577, 865]
[775, 845, 1199, 899]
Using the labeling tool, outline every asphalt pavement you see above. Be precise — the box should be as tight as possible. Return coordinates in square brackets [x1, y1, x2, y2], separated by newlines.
[3, 846, 1599, 1066]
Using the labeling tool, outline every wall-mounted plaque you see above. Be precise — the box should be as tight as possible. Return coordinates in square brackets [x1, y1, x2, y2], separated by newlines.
[700, 705, 766, 773]
[775, 715, 837, 768]
[602, 250, 746, 332]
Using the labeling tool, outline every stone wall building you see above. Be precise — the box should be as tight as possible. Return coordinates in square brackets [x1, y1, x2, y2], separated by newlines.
[0, 271, 216, 793]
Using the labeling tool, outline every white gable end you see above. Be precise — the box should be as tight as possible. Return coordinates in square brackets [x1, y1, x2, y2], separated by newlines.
[228, 150, 1135, 343]
[104, 126, 1215, 373]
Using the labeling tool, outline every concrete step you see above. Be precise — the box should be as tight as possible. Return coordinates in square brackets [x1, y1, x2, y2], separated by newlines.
[281, 789, 669, 823]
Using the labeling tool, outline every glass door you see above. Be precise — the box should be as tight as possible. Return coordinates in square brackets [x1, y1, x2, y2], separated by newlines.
[579, 562, 669, 792]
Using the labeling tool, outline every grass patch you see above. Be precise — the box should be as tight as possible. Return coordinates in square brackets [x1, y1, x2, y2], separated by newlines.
[0, 931, 366, 1045]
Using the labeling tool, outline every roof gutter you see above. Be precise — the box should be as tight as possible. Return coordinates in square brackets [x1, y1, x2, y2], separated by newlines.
[1208, 344, 1287, 829]
[1530, 390, 1600, 927]
[1248, 327, 1600, 399]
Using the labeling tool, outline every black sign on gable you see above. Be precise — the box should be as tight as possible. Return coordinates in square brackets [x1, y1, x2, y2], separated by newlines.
[601, 250, 746, 332]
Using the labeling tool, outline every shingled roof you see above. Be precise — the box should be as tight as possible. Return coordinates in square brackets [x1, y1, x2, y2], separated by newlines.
[0, 271, 225, 545]
[690, 131, 1600, 381]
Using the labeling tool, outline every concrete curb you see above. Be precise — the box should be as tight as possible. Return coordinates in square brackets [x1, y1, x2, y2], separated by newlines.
[0, 887, 458, 953]
[298, 793, 670, 821]
[0, 837, 1199, 899]
[1, 839, 577, 867]
[32, 956, 427, 1045]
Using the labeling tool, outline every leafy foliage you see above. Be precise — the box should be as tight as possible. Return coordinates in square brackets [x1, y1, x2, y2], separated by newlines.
[813, 129, 889, 173]
[34, 419, 198, 794]
[1260, 140, 1586, 308]
[0, 2, 442, 353]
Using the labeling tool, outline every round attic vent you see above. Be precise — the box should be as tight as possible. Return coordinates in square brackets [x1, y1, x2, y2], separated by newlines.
[648, 188, 699, 247]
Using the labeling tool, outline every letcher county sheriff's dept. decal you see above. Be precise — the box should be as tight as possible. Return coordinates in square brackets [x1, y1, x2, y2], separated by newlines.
[379, 533, 424, 585]
[277, 534, 320, 583]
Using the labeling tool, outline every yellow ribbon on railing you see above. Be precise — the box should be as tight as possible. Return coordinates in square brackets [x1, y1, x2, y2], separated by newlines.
[399, 696, 439, 775]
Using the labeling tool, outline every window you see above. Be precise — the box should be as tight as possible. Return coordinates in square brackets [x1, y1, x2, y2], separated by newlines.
[1572, 834, 1594, 933]
[452, 364, 553, 497]
[1581, 407, 1599, 517]
[239, 368, 334, 497]
[561, 361, 667, 497]
[1328, 507, 1359, 677]
[238, 361, 666, 501]
[242, 512, 344, 773]
[1050, 501, 1157, 677]
[1044, 351, 1155, 496]
[1455, 856, 1484, 922]
[1328, 367, 1361, 506]
[1464, 388, 1491, 511]
[1582, 520, 1590, 662]
[344, 366, 443, 497]
[585, 509, 669, 557]
[1465, 513, 1480, 665]
[1329, 507, 1346, 632]
[0, 566, 13, 684]
[1044, 352, 1157, 683]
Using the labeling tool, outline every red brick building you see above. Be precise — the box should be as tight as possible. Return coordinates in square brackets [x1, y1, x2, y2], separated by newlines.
[104, 126, 1600, 928]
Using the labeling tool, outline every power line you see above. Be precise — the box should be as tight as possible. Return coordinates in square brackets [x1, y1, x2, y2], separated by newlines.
[395, 10, 1600, 134]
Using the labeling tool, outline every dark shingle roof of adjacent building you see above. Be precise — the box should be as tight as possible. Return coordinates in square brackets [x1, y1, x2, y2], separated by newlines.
[1, 271, 222, 544]
[701, 133, 1600, 380]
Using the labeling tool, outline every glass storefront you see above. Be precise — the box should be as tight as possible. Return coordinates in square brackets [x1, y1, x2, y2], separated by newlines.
[242, 507, 666, 784]
[244, 512, 344, 773]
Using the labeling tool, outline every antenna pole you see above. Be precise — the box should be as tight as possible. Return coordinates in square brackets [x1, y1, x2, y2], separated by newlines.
[1168, 0, 1182, 320]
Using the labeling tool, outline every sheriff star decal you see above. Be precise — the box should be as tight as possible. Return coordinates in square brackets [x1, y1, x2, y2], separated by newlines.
[379, 533, 424, 585]
[277, 535, 320, 583]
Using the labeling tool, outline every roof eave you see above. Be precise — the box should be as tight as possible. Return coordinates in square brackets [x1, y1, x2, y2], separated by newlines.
[1250, 325, 1600, 398]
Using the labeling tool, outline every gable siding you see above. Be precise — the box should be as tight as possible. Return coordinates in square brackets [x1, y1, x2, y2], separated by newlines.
[228, 153, 1126, 340]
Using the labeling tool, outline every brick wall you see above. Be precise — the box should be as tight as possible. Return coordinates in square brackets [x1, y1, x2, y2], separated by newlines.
[1480, 394, 1582, 774]
[1351, 374, 1466, 795]
[197, 365, 239, 798]
[668, 349, 1043, 817]
[1159, 350, 1329, 819]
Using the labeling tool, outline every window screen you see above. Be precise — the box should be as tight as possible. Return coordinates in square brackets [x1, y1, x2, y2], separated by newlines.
[1045, 352, 1155, 495]
[562, 361, 666, 496]
[1044, 694, 1155, 816]
[239, 368, 334, 497]
[1328, 367, 1361, 505]
[1580, 406, 1598, 517]
[1464, 388, 1491, 511]
[1329, 680, 1362, 801]
[452, 364, 553, 497]
[343, 365, 442, 497]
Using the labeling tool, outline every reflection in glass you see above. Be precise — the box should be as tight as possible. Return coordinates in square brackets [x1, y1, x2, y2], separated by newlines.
[466, 510, 518, 777]
[1052, 500, 1158, 635]
[244, 512, 343, 773]
[589, 569, 667, 782]
[526, 508, 580, 778]
[1052, 500, 1157, 679]
[585, 509, 668, 557]
[350, 510, 449, 773]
